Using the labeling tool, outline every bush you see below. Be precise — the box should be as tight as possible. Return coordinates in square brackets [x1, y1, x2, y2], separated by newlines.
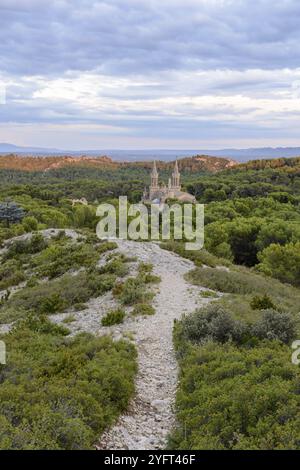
[0, 317, 137, 449]
[132, 303, 155, 316]
[169, 341, 300, 450]
[143, 273, 161, 284]
[257, 242, 300, 287]
[1, 271, 117, 319]
[180, 304, 247, 345]
[138, 263, 153, 274]
[251, 310, 296, 344]
[0, 260, 25, 290]
[250, 294, 276, 310]
[99, 258, 128, 277]
[117, 278, 152, 305]
[22, 216, 38, 232]
[4, 233, 47, 260]
[187, 266, 280, 295]
[162, 241, 231, 268]
[200, 290, 218, 298]
[34, 242, 99, 279]
[39, 293, 67, 315]
[101, 309, 126, 326]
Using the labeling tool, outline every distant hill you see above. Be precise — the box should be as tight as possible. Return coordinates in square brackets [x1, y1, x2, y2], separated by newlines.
[0, 154, 236, 173]
[0, 143, 61, 154]
[1, 142, 300, 162]
[237, 156, 300, 171]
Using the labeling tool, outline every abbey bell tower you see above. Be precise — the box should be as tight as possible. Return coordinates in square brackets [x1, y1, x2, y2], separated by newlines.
[144, 159, 194, 203]
[171, 160, 181, 191]
[149, 160, 159, 199]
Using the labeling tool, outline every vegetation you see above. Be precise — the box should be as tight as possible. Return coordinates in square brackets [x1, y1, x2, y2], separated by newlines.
[0, 316, 137, 449]
[170, 304, 300, 450]
[250, 294, 276, 311]
[0, 228, 137, 450]
[0, 154, 299, 450]
[0, 200, 25, 227]
[101, 308, 126, 326]
[113, 262, 159, 307]
[132, 303, 155, 316]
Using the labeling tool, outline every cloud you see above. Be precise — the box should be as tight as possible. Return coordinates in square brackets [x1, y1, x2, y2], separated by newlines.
[2, 0, 300, 76]
[1, 0, 300, 148]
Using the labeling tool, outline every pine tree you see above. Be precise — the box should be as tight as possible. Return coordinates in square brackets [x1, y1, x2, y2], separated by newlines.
[0, 200, 25, 227]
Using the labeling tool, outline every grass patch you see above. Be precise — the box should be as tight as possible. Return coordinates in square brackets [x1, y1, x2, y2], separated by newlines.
[62, 315, 76, 324]
[114, 262, 160, 307]
[161, 241, 232, 268]
[0, 260, 26, 290]
[186, 266, 300, 317]
[0, 270, 117, 323]
[199, 290, 219, 298]
[101, 309, 126, 326]
[132, 303, 155, 316]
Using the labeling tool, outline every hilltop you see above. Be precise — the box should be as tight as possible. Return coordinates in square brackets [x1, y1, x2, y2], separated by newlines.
[2, 143, 300, 162]
[0, 154, 236, 173]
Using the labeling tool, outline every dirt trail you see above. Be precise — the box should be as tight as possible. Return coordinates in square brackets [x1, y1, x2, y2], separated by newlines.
[97, 240, 210, 450]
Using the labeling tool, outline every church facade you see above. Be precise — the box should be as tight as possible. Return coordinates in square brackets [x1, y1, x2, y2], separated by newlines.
[142, 161, 196, 203]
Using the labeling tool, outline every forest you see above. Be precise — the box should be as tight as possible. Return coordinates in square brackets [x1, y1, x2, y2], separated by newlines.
[0, 155, 299, 449]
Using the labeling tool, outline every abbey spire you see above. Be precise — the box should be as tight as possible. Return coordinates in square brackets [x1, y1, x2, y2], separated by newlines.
[171, 159, 181, 190]
[143, 159, 195, 204]
[150, 160, 159, 189]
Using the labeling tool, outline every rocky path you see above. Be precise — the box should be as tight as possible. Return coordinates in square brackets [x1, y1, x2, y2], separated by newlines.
[1, 232, 212, 448]
[97, 240, 211, 450]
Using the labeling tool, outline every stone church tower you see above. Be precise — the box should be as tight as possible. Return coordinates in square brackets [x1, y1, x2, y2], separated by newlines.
[143, 160, 196, 203]
[149, 160, 159, 199]
[171, 159, 181, 191]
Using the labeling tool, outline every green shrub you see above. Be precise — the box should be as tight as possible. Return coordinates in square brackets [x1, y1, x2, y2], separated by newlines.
[186, 266, 281, 295]
[99, 258, 128, 277]
[1, 271, 117, 319]
[22, 216, 38, 232]
[251, 310, 296, 344]
[162, 241, 231, 268]
[132, 303, 155, 316]
[143, 273, 161, 284]
[101, 309, 126, 326]
[62, 315, 76, 324]
[257, 242, 300, 287]
[117, 278, 148, 305]
[199, 290, 218, 298]
[169, 340, 300, 450]
[26, 277, 39, 288]
[39, 293, 67, 315]
[4, 233, 47, 260]
[97, 241, 118, 255]
[0, 260, 25, 290]
[180, 304, 247, 345]
[138, 263, 153, 274]
[34, 242, 98, 279]
[0, 317, 137, 449]
[250, 294, 276, 310]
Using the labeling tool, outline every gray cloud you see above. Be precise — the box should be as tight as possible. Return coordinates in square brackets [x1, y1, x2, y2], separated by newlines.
[1, 0, 300, 76]
[1, 0, 300, 148]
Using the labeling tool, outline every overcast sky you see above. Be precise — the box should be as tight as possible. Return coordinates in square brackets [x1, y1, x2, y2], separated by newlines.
[1, 0, 300, 149]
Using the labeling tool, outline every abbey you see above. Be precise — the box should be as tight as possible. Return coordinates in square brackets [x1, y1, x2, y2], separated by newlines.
[142, 160, 196, 203]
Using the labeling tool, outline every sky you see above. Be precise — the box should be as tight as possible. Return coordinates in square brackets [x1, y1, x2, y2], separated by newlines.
[1, 0, 300, 150]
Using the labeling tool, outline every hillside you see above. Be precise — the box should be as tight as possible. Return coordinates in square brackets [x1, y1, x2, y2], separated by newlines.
[237, 156, 300, 172]
[0, 154, 236, 173]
